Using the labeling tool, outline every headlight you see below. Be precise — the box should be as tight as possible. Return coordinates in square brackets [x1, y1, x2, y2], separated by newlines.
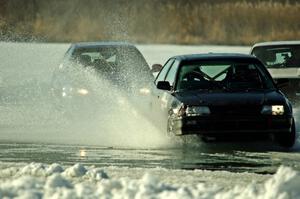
[77, 88, 89, 96]
[186, 106, 211, 116]
[261, 105, 284, 115]
[139, 88, 151, 95]
[62, 86, 73, 97]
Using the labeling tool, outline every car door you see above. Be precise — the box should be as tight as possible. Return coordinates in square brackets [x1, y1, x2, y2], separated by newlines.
[159, 60, 180, 121]
[152, 59, 180, 128]
[160, 59, 179, 107]
[151, 59, 174, 126]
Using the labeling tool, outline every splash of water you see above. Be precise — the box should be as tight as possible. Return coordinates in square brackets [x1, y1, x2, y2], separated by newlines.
[0, 43, 175, 148]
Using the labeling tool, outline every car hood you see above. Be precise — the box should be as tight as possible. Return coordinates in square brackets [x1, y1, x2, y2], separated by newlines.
[174, 90, 286, 106]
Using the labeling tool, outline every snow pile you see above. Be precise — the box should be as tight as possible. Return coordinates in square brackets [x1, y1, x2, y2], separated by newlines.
[0, 163, 299, 198]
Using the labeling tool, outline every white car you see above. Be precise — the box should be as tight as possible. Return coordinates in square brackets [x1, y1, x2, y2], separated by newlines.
[250, 41, 300, 104]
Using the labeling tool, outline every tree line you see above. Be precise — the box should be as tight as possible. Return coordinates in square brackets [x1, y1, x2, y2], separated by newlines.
[0, 0, 299, 45]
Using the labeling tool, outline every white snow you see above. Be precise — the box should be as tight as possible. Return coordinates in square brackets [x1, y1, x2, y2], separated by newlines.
[0, 162, 299, 198]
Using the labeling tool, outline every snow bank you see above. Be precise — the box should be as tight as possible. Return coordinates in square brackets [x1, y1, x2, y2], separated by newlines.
[0, 163, 299, 198]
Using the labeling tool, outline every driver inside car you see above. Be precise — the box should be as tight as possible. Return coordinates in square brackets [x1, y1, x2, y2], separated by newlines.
[178, 66, 210, 90]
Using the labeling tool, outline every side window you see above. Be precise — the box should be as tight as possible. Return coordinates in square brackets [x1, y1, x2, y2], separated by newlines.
[165, 60, 180, 87]
[155, 59, 174, 85]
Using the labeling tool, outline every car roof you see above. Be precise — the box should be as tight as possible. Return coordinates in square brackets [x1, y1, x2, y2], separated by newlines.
[72, 41, 135, 48]
[252, 41, 300, 48]
[170, 53, 258, 62]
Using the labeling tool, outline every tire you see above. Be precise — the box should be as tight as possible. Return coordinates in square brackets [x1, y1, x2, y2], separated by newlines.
[276, 119, 296, 148]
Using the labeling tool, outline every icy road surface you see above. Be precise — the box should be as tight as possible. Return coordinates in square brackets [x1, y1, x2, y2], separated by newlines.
[1, 42, 300, 198]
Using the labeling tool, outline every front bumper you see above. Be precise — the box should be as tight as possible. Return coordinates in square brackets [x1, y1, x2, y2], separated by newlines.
[170, 115, 293, 136]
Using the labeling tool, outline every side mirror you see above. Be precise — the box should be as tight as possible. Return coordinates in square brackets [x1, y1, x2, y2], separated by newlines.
[157, 81, 171, 91]
[275, 78, 289, 89]
[151, 64, 163, 73]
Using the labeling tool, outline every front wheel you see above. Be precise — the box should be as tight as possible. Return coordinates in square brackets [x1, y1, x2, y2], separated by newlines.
[276, 119, 296, 148]
[167, 118, 175, 137]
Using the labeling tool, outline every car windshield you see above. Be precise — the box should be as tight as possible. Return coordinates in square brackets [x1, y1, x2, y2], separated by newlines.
[69, 46, 153, 87]
[71, 46, 149, 74]
[176, 60, 275, 92]
[252, 45, 300, 68]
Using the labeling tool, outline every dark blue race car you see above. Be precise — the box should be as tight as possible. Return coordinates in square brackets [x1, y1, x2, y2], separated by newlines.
[152, 53, 296, 148]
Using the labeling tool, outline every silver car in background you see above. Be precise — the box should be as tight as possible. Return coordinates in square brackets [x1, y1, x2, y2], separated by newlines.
[51, 42, 157, 119]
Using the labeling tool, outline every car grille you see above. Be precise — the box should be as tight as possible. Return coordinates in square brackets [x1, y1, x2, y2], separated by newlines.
[209, 105, 262, 116]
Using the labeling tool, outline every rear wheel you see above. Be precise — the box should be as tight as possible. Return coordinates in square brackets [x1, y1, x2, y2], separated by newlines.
[276, 119, 296, 148]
